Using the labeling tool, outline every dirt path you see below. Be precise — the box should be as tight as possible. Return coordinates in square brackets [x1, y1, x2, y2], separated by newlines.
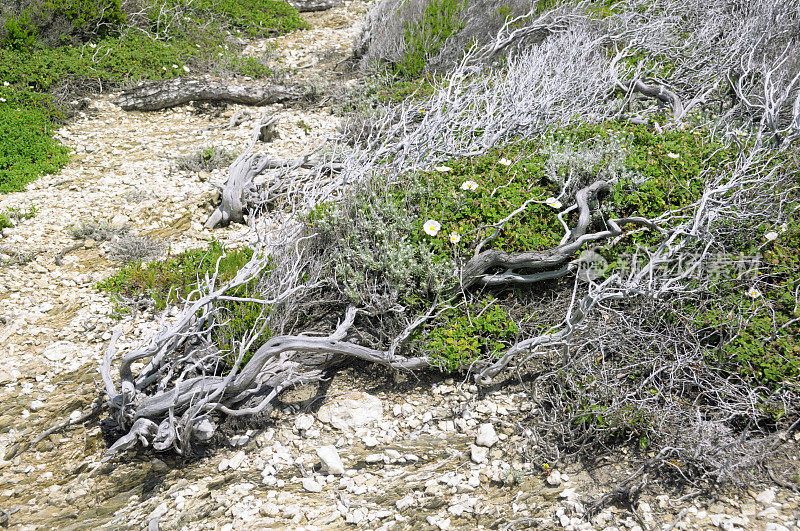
[1, 2, 799, 529]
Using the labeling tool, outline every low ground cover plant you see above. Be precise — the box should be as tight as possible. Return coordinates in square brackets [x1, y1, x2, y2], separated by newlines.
[0, 0, 305, 192]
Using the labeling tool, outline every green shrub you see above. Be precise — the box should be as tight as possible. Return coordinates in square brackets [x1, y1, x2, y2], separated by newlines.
[191, 0, 307, 37]
[0, 106, 69, 192]
[0, 0, 305, 193]
[397, 0, 464, 78]
[309, 121, 748, 372]
[45, 0, 127, 38]
[1, 12, 38, 50]
[4, 204, 39, 222]
[693, 221, 800, 388]
[420, 299, 519, 371]
[307, 187, 455, 307]
[97, 240, 255, 311]
[176, 146, 237, 172]
[230, 55, 273, 78]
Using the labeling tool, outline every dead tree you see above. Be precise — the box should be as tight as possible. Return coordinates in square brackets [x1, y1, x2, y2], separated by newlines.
[115, 78, 304, 111]
[287, 0, 342, 12]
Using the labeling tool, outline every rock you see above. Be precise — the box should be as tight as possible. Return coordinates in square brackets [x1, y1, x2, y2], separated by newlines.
[475, 423, 498, 447]
[396, 494, 414, 511]
[384, 449, 401, 460]
[756, 489, 776, 506]
[317, 391, 383, 430]
[230, 435, 249, 447]
[362, 435, 379, 448]
[111, 213, 129, 226]
[758, 506, 780, 519]
[764, 524, 790, 531]
[470, 445, 489, 464]
[448, 503, 467, 516]
[559, 487, 577, 500]
[228, 451, 246, 470]
[426, 515, 450, 530]
[150, 459, 169, 473]
[295, 414, 314, 431]
[345, 507, 367, 524]
[316, 445, 345, 475]
[302, 477, 323, 493]
[148, 501, 168, 521]
[194, 418, 215, 441]
[546, 470, 562, 486]
[43, 340, 77, 362]
[30, 400, 45, 411]
[260, 502, 280, 517]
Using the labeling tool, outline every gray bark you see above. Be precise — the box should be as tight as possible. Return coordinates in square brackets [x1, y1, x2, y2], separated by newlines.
[287, 0, 342, 12]
[115, 78, 304, 112]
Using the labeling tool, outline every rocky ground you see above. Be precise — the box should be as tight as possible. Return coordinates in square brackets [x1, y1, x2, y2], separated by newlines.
[1, 2, 799, 530]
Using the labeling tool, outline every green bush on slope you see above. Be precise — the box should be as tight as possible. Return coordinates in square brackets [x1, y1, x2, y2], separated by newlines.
[0, 0, 305, 192]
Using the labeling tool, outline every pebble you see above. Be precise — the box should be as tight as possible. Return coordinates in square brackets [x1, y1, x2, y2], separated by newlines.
[470, 445, 489, 464]
[295, 414, 314, 431]
[546, 470, 562, 486]
[228, 451, 246, 470]
[316, 445, 345, 475]
[317, 391, 383, 430]
[475, 423, 499, 447]
[302, 478, 323, 493]
[757, 489, 777, 506]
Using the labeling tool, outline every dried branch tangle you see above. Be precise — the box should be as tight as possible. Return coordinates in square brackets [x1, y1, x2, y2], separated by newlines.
[94, 0, 800, 497]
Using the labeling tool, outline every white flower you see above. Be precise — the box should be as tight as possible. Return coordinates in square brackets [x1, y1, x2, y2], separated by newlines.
[460, 180, 479, 191]
[0, 98, 5, 103]
[172, 64, 179, 69]
[545, 197, 562, 209]
[449, 232, 461, 244]
[746, 287, 761, 299]
[88, 43, 96, 49]
[423, 220, 441, 236]
[765, 231, 778, 241]
[2, 81, 8, 86]
[434, 166, 452, 173]
[498, 158, 512, 166]
[780, 223, 788, 233]
[666, 152, 680, 159]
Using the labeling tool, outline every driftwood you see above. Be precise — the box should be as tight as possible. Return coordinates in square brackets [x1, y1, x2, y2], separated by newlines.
[115, 78, 304, 112]
[287, 0, 342, 11]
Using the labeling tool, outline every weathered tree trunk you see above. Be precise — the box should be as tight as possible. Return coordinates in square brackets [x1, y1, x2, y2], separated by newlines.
[115, 78, 304, 112]
[287, 0, 342, 11]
